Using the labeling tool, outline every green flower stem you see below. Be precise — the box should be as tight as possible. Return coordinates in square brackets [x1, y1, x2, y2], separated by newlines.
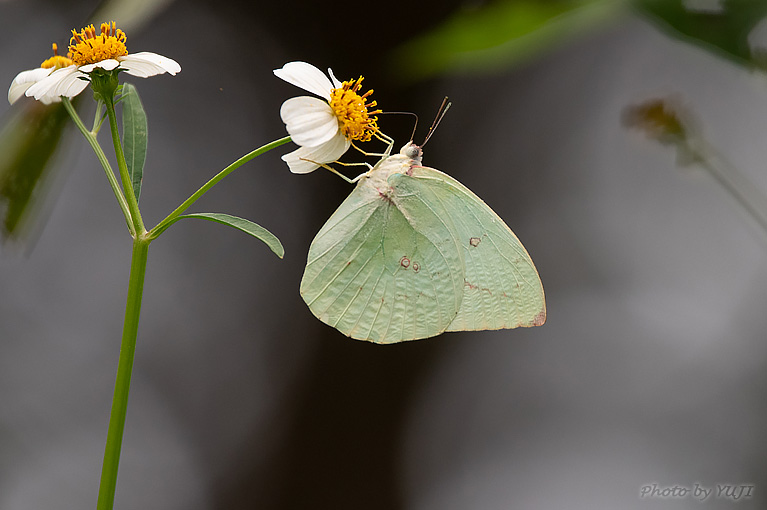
[104, 96, 145, 235]
[148, 135, 291, 240]
[62, 98, 134, 236]
[96, 235, 150, 510]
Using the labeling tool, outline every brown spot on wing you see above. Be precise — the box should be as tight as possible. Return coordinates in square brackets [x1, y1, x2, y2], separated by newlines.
[533, 309, 547, 327]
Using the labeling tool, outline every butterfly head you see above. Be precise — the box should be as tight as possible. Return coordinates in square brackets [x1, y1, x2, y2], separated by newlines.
[399, 142, 423, 165]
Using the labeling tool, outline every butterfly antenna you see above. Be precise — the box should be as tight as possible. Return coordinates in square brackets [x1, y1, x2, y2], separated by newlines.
[422, 97, 451, 147]
[379, 111, 419, 142]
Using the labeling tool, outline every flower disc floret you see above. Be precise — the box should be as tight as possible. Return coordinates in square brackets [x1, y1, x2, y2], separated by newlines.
[68, 22, 127, 66]
[40, 44, 73, 69]
[329, 76, 381, 143]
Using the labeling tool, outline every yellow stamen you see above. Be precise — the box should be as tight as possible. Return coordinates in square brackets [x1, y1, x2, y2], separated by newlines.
[67, 21, 127, 67]
[329, 76, 382, 142]
[40, 43, 74, 69]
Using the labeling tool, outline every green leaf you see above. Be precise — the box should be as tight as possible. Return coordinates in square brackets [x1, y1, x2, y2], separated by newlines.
[173, 213, 284, 258]
[121, 83, 147, 203]
[388, 0, 626, 81]
[634, 0, 767, 70]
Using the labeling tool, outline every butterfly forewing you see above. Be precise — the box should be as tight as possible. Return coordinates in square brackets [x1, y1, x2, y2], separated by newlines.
[390, 166, 546, 331]
[300, 175, 465, 343]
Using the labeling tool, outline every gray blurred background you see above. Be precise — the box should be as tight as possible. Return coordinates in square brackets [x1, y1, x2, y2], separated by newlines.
[1, 0, 767, 508]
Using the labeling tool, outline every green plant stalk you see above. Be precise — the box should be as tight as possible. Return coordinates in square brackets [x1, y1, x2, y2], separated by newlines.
[61, 98, 134, 235]
[96, 235, 149, 510]
[104, 96, 145, 235]
[149, 136, 291, 239]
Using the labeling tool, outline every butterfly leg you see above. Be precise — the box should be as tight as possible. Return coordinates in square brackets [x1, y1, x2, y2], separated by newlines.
[329, 160, 374, 183]
[349, 131, 395, 158]
[298, 157, 372, 184]
[375, 131, 394, 145]
[350, 142, 389, 158]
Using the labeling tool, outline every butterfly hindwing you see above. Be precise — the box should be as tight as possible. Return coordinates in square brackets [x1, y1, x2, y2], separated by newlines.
[389, 166, 546, 331]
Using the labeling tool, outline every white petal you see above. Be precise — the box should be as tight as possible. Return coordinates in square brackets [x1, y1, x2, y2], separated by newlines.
[281, 133, 350, 174]
[119, 52, 181, 77]
[26, 66, 89, 101]
[327, 68, 343, 89]
[80, 59, 120, 73]
[280, 96, 339, 147]
[273, 62, 333, 100]
[8, 67, 51, 104]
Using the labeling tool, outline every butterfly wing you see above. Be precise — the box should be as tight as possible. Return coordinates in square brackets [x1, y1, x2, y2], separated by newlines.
[389, 166, 546, 331]
[300, 177, 465, 343]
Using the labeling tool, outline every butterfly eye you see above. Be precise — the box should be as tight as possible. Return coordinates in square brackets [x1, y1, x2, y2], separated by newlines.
[404, 144, 421, 159]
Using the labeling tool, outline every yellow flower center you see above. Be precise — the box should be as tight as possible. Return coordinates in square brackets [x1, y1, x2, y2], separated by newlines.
[329, 76, 382, 142]
[68, 22, 128, 67]
[40, 43, 73, 69]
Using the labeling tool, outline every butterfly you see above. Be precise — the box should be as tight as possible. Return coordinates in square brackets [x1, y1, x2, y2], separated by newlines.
[300, 106, 546, 344]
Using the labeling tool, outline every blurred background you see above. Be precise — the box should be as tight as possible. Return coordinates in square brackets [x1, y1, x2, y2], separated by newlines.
[2, 0, 767, 508]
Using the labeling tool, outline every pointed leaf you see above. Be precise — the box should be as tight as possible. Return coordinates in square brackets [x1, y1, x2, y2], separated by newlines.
[121, 83, 147, 203]
[175, 213, 284, 258]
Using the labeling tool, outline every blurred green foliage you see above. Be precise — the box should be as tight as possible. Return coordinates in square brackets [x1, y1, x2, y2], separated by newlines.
[389, 0, 767, 80]
[0, 102, 71, 239]
[635, 0, 767, 70]
[389, 0, 628, 81]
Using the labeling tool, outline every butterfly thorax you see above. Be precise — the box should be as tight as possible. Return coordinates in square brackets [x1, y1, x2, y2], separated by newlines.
[358, 142, 423, 201]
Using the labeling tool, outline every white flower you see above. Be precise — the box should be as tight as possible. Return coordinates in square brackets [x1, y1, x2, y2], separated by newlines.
[19, 22, 180, 104]
[274, 61, 381, 174]
[8, 44, 73, 105]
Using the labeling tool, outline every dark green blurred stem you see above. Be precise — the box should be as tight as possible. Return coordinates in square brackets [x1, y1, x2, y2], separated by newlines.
[96, 234, 150, 510]
[104, 96, 145, 235]
[61, 98, 134, 235]
[687, 137, 767, 236]
[148, 136, 291, 240]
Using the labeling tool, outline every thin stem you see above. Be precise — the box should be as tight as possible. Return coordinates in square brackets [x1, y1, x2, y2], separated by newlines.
[96, 236, 150, 510]
[104, 97, 145, 234]
[148, 136, 291, 240]
[688, 137, 767, 237]
[92, 100, 105, 134]
[62, 98, 135, 236]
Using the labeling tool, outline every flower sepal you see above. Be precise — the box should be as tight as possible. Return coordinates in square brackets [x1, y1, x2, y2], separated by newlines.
[87, 67, 122, 104]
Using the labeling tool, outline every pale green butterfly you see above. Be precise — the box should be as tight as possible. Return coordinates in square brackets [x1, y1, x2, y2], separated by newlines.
[300, 103, 546, 344]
